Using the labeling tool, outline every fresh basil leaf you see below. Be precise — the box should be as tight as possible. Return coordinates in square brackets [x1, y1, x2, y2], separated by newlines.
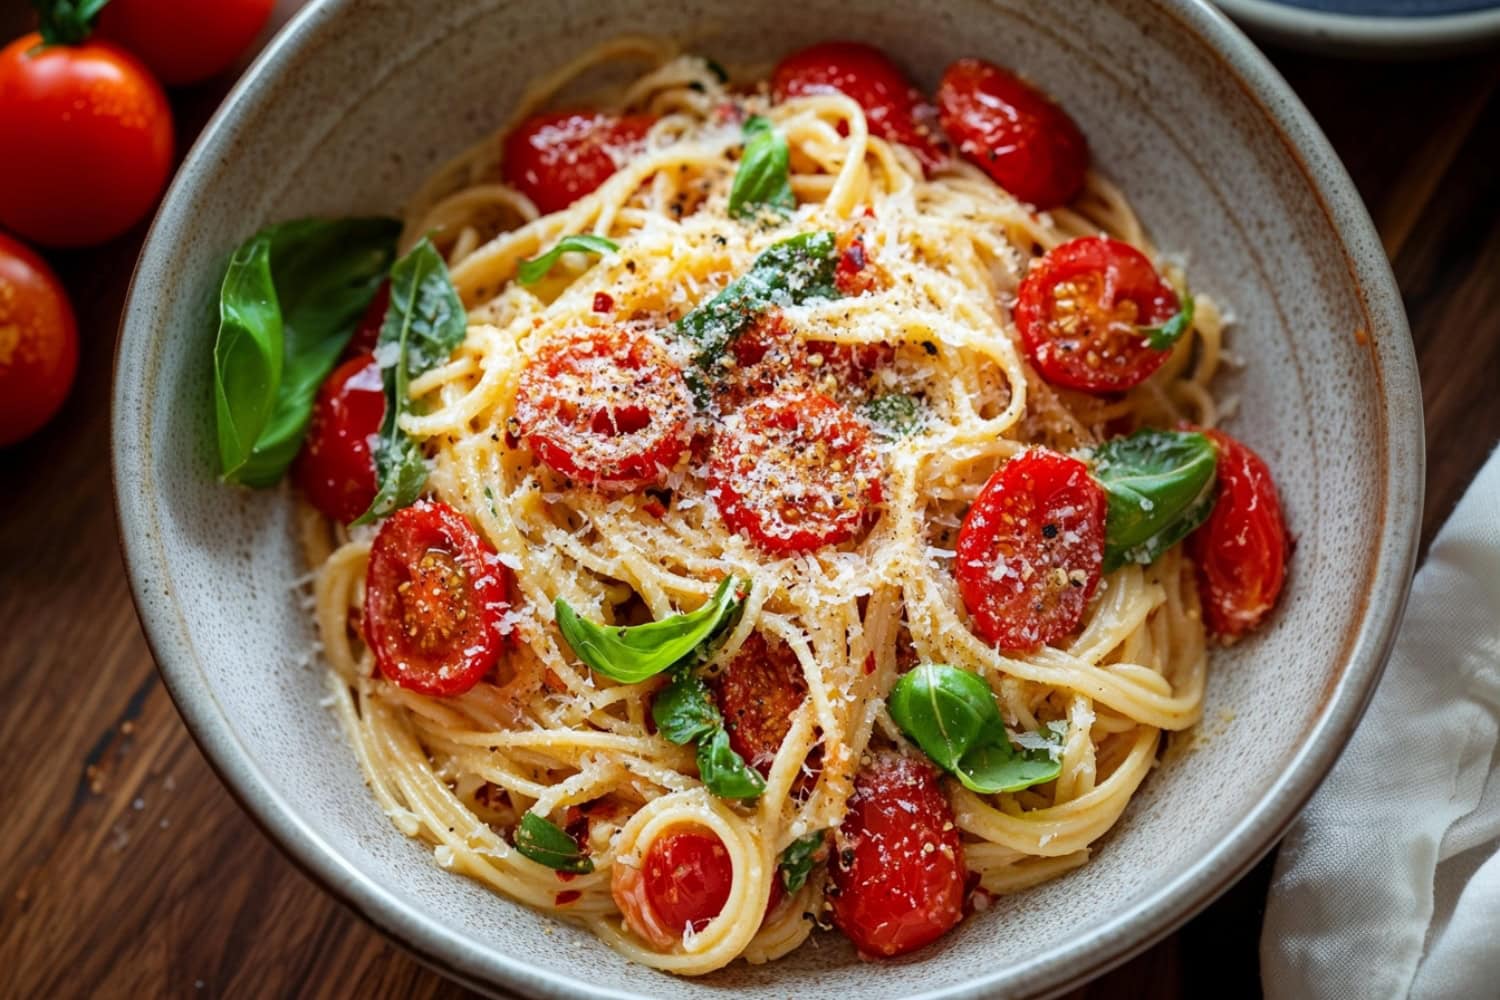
[354, 238, 467, 523]
[887, 663, 1063, 795]
[214, 217, 400, 487]
[728, 115, 795, 222]
[517, 234, 620, 286]
[513, 812, 594, 874]
[1140, 291, 1196, 351]
[695, 726, 767, 800]
[861, 394, 926, 439]
[556, 576, 748, 684]
[675, 231, 839, 371]
[1094, 428, 1219, 571]
[777, 830, 826, 892]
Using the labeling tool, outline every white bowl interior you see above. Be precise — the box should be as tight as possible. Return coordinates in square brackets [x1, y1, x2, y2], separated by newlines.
[114, 0, 1418, 997]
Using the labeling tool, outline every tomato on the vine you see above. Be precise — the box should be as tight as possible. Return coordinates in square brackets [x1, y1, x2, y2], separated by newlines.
[97, 0, 275, 86]
[292, 354, 384, 525]
[612, 827, 734, 949]
[0, 232, 78, 446]
[502, 111, 655, 215]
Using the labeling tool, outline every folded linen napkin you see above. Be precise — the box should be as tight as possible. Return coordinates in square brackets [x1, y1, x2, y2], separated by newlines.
[1261, 446, 1500, 999]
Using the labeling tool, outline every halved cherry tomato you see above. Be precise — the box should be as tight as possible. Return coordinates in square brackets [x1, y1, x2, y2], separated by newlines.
[955, 448, 1107, 651]
[96, 0, 275, 86]
[830, 752, 965, 958]
[1188, 429, 1288, 640]
[363, 500, 515, 697]
[613, 827, 734, 949]
[936, 58, 1088, 210]
[711, 632, 808, 776]
[709, 389, 883, 554]
[772, 41, 946, 174]
[514, 326, 695, 490]
[1014, 236, 1181, 394]
[715, 312, 891, 411]
[0, 34, 173, 247]
[0, 232, 78, 447]
[344, 281, 390, 358]
[292, 353, 384, 524]
[502, 111, 655, 215]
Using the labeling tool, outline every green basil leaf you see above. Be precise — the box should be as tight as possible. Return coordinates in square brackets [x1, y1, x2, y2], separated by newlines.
[1140, 291, 1196, 351]
[651, 670, 722, 745]
[214, 217, 401, 487]
[695, 726, 767, 800]
[513, 812, 594, 874]
[675, 231, 839, 371]
[887, 663, 1062, 795]
[556, 576, 748, 684]
[1094, 428, 1219, 571]
[728, 115, 795, 221]
[860, 394, 926, 440]
[777, 830, 827, 892]
[354, 237, 467, 523]
[517, 234, 620, 285]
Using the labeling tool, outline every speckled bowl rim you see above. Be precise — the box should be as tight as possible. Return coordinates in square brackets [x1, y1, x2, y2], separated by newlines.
[1217, 0, 1500, 55]
[112, 0, 1423, 997]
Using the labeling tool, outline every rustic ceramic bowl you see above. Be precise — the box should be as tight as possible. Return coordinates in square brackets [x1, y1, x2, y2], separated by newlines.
[113, 0, 1422, 996]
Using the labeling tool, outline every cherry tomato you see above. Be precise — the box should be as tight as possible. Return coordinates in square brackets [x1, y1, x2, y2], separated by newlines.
[514, 326, 695, 490]
[830, 752, 965, 958]
[96, 0, 275, 86]
[502, 111, 655, 215]
[772, 41, 946, 174]
[612, 827, 733, 949]
[292, 354, 384, 525]
[1188, 429, 1288, 640]
[0, 34, 173, 247]
[710, 632, 808, 776]
[1014, 236, 1181, 394]
[0, 232, 78, 446]
[955, 449, 1107, 651]
[344, 281, 390, 358]
[363, 501, 515, 697]
[936, 58, 1088, 210]
[715, 312, 891, 411]
[709, 389, 883, 554]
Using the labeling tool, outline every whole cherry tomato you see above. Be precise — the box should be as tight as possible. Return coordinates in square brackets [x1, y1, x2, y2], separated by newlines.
[0, 33, 173, 247]
[612, 826, 734, 949]
[0, 232, 78, 446]
[292, 353, 384, 525]
[937, 57, 1088, 209]
[502, 111, 655, 215]
[97, 0, 275, 86]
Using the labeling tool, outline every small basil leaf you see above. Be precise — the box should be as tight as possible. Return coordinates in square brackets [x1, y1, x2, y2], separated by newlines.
[651, 671, 722, 745]
[1094, 428, 1219, 572]
[695, 726, 767, 800]
[777, 830, 827, 892]
[355, 237, 467, 523]
[555, 576, 748, 684]
[675, 231, 839, 372]
[1140, 291, 1196, 351]
[517, 234, 620, 286]
[214, 217, 401, 487]
[887, 663, 1062, 795]
[860, 394, 926, 440]
[513, 812, 594, 874]
[728, 115, 795, 221]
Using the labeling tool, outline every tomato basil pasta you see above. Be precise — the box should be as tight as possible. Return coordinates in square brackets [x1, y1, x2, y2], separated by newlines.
[211, 35, 1290, 976]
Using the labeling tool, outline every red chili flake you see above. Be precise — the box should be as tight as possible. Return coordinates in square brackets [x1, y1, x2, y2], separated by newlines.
[555, 869, 577, 883]
[642, 498, 667, 519]
[555, 890, 582, 906]
[593, 291, 615, 313]
[863, 652, 876, 675]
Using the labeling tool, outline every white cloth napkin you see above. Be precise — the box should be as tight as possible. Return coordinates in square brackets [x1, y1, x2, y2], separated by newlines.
[1261, 446, 1500, 999]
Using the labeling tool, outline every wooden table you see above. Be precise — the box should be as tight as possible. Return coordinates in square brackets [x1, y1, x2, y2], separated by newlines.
[2, 4, 1497, 993]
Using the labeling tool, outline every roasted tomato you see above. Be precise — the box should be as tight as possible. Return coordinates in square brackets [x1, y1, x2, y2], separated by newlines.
[502, 111, 655, 215]
[613, 827, 734, 949]
[955, 448, 1107, 652]
[1188, 429, 1288, 640]
[363, 501, 515, 696]
[772, 41, 946, 173]
[830, 752, 966, 958]
[1013, 236, 1181, 394]
[936, 57, 1088, 210]
[711, 632, 809, 776]
[292, 354, 384, 524]
[0, 232, 78, 446]
[344, 280, 390, 358]
[514, 326, 695, 490]
[709, 389, 883, 554]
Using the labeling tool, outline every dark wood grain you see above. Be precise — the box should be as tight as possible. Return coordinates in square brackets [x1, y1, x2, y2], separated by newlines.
[2, 5, 1497, 995]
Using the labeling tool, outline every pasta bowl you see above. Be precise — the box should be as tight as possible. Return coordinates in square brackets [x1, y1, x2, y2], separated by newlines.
[112, 0, 1421, 996]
